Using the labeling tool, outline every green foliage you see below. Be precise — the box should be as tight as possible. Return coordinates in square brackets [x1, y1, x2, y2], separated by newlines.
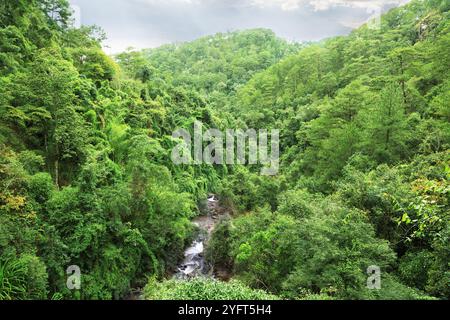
[0, 254, 48, 300]
[231, 209, 299, 293]
[216, 200, 398, 299]
[363, 274, 436, 300]
[399, 250, 434, 290]
[0, 258, 26, 300]
[205, 217, 233, 268]
[0, 0, 448, 301]
[280, 204, 396, 299]
[144, 277, 278, 300]
[28, 172, 54, 205]
[425, 223, 450, 298]
[236, 0, 449, 194]
[359, 82, 411, 163]
[17, 254, 49, 300]
[219, 166, 282, 212]
[276, 189, 316, 219]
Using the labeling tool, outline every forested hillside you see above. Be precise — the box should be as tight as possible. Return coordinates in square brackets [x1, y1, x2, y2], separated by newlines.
[207, 0, 450, 299]
[0, 0, 448, 300]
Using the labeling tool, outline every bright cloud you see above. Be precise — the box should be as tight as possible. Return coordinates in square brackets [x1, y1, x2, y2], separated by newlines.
[70, 0, 411, 53]
[130, 0, 410, 11]
[309, 0, 410, 11]
[250, 0, 410, 11]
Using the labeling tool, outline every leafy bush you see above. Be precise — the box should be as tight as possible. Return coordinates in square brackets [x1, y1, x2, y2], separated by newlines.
[399, 250, 434, 290]
[205, 217, 233, 268]
[0, 254, 48, 300]
[144, 277, 278, 300]
[209, 197, 406, 299]
[363, 275, 436, 300]
[28, 172, 54, 204]
[17, 254, 48, 300]
[0, 259, 26, 300]
[276, 189, 317, 219]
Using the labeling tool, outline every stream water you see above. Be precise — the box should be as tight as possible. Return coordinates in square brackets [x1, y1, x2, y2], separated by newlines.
[124, 195, 227, 300]
[175, 195, 221, 279]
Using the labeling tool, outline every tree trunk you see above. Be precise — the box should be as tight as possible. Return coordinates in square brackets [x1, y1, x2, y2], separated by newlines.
[54, 158, 59, 190]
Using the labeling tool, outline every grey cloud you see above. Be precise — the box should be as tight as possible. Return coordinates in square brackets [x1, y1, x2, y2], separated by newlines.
[69, 0, 410, 54]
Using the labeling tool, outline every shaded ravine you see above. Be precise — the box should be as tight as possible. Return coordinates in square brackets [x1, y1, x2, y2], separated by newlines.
[175, 195, 226, 279]
[124, 195, 229, 300]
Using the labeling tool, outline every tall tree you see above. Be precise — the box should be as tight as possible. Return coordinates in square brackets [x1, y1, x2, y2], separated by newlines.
[361, 82, 410, 163]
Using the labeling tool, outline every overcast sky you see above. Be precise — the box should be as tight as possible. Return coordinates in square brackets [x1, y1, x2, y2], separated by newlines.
[68, 0, 411, 54]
